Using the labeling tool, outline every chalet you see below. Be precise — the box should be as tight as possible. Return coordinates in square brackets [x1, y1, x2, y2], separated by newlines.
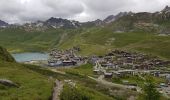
[117, 70, 136, 77]
[123, 57, 134, 65]
[104, 72, 113, 78]
[62, 61, 77, 66]
[48, 60, 63, 67]
[112, 72, 121, 77]
[89, 56, 100, 65]
[93, 69, 101, 74]
[101, 63, 118, 69]
[104, 56, 112, 61]
[73, 57, 82, 62]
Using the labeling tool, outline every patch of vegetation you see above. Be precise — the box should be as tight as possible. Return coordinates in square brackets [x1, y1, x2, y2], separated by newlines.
[26, 64, 136, 99]
[60, 84, 114, 100]
[58, 26, 170, 59]
[0, 46, 54, 99]
[137, 78, 167, 100]
[0, 62, 54, 100]
[0, 28, 80, 53]
[110, 75, 165, 88]
[58, 64, 94, 76]
[0, 46, 15, 62]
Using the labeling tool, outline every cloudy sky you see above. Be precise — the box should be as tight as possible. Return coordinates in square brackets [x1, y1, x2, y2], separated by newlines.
[0, 0, 170, 23]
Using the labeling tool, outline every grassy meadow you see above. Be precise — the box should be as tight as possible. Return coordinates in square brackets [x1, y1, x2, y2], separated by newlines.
[0, 62, 54, 100]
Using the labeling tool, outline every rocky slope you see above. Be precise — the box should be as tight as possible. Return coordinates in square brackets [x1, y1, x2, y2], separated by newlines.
[0, 20, 8, 28]
[111, 6, 170, 34]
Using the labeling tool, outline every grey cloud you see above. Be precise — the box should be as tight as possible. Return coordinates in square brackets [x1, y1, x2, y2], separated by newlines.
[0, 0, 169, 23]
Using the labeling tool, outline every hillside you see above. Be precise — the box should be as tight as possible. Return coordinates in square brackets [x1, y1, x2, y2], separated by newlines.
[0, 6, 170, 59]
[0, 28, 82, 53]
[58, 25, 170, 59]
[0, 48, 120, 100]
[0, 46, 15, 62]
[57, 6, 170, 59]
[0, 47, 54, 99]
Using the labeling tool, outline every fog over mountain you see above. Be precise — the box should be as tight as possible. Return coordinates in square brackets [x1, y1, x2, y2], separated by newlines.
[0, 0, 170, 23]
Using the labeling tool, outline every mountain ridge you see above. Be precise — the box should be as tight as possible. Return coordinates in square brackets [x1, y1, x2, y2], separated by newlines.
[0, 6, 170, 59]
[0, 20, 8, 28]
[0, 6, 169, 32]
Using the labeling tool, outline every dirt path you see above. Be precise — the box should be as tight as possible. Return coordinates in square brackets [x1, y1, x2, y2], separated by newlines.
[49, 68, 66, 75]
[88, 75, 128, 89]
[88, 75, 141, 92]
[52, 80, 64, 100]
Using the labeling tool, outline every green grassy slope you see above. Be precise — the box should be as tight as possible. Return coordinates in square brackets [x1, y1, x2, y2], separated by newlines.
[58, 25, 170, 59]
[1, 25, 170, 60]
[60, 84, 114, 100]
[0, 28, 72, 53]
[0, 62, 54, 100]
[0, 46, 15, 62]
[0, 46, 116, 100]
[0, 16, 170, 59]
[0, 47, 53, 99]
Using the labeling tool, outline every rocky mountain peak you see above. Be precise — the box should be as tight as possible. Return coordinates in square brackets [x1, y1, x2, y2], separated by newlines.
[103, 12, 129, 24]
[104, 15, 115, 23]
[162, 5, 170, 13]
[0, 20, 8, 28]
[45, 17, 81, 29]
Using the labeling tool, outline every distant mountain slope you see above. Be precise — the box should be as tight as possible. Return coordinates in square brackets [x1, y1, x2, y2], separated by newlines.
[0, 6, 170, 59]
[21, 17, 82, 31]
[103, 12, 130, 23]
[57, 6, 170, 58]
[0, 20, 8, 28]
[111, 6, 170, 33]
[0, 46, 15, 62]
[45, 17, 81, 29]
[0, 28, 81, 53]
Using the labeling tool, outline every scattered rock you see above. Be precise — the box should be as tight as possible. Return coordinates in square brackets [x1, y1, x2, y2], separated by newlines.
[0, 79, 19, 88]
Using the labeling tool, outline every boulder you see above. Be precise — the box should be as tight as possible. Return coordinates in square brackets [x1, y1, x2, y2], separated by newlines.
[0, 79, 19, 88]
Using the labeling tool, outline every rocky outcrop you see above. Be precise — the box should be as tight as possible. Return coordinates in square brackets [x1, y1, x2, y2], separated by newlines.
[0, 79, 19, 87]
[45, 17, 81, 29]
[104, 15, 116, 23]
[104, 12, 131, 24]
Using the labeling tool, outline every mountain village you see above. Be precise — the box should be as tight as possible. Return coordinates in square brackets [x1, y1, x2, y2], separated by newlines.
[1, 3, 170, 100]
[44, 47, 170, 97]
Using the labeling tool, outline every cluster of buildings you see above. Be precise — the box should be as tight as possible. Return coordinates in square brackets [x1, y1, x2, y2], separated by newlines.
[90, 50, 170, 78]
[48, 47, 85, 67]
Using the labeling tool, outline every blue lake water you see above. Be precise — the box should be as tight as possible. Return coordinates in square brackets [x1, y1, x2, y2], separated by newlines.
[12, 52, 49, 62]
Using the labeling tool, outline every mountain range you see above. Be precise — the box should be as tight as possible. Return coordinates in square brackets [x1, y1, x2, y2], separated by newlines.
[1, 4, 170, 100]
[0, 12, 130, 31]
[0, 6, 170, 59]
[1, 6, 170, 31]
